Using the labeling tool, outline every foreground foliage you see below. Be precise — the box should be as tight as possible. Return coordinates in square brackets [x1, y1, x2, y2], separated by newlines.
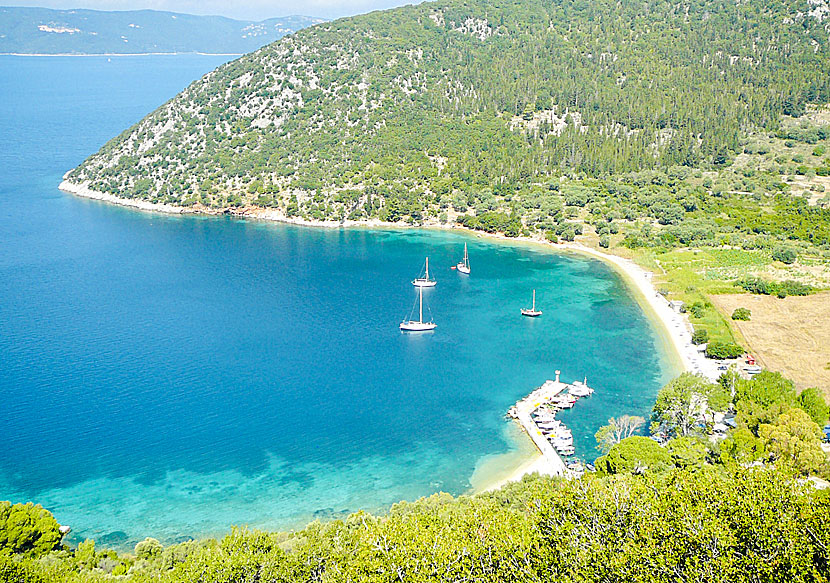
[2, 466, 829, 582]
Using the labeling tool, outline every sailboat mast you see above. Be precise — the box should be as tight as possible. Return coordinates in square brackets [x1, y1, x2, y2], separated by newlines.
[425, 257, 429, 280]
[532, 289, 536, 310]
[419, 286, 423, 323]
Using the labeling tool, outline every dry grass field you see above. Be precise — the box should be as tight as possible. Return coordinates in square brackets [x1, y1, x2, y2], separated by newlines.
[710, 293, 830, 398]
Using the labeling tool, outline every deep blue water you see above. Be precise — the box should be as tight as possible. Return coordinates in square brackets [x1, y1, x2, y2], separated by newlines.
[0, 55, 681, 548]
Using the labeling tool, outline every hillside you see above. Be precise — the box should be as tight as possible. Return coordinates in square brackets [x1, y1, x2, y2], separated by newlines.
[65, 0, 830, 210]
[0, 7, 324, 54]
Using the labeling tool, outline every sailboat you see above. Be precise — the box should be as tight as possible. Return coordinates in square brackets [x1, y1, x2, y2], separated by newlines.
[412, 257, 437, 287]
[400, 285, 436, 331]
[456, 243, 470, 274]
[521, 289, 542, 317]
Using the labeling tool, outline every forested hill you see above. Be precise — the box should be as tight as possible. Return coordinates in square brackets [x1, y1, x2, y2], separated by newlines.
[0, 7, 324, 54]
[66, 0, 830, 216]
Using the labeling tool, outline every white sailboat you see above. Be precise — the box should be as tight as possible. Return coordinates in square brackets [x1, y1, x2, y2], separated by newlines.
[521, 289, 542, 317]
[412, 257, 437, 287]
[400, 285, 437, 331]
[456, 243, 470, 274]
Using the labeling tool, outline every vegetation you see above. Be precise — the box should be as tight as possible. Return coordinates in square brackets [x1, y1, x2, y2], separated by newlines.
[66, 0, 830, 249]
[731, 307, 751, 321]
[593, 415, 645, 453]
[738, 277, 814, 298]
[705, 341, 745, 359]
[0, 502, 62, 556]
[691, 328, 709, 345]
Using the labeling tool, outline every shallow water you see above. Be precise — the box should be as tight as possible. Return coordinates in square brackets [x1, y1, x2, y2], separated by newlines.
[0, 55, 681, 548]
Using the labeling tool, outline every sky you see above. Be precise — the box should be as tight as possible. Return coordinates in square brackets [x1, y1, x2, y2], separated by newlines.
[6, 0, 424, 20]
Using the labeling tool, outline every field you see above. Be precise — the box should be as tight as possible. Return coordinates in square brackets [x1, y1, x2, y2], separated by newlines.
[710, 292, 830, 397]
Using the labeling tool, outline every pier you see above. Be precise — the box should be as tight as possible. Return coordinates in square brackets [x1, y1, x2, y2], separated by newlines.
[507, 370, 594, 476]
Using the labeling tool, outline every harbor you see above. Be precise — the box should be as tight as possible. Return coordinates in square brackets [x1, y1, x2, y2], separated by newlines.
[507, 371, 595, 476]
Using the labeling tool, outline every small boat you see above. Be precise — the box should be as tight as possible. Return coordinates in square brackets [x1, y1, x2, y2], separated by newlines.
[568, 383, 594, 398]
[400, 285, 436, 332]
[456, 243, 471, 274]
[521, 290, 542, 317]
[412, 257, 437, 287]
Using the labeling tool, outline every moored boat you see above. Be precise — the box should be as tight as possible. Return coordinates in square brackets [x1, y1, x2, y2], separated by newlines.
[456, 243, 470, 274]
[412, 256, 436, 287]
[521, 289, 542, 317]
[400, 285, 436, 332]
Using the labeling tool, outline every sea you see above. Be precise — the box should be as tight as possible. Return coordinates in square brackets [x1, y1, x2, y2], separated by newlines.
[0, 55, 681, 548]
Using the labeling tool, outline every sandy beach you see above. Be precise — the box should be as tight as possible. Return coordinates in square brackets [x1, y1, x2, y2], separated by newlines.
[60, 179, 714, 491]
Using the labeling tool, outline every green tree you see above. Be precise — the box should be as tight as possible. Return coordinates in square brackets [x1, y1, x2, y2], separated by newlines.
[759, 408, 826, 475]
[731, 307, 751, 321]
[0, 502, 62, 556]
[135, 537, 163, 560]
[652, 373, 729, 437]
[796, 387, 830, 426]
[719, 427, 765, 466]
[595, 436, 673, 474]
[705, 341, 744, 359]
[666, 436, 709, 469]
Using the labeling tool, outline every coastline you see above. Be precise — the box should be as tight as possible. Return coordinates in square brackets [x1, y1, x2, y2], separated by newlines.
[59, 179, 711, 491]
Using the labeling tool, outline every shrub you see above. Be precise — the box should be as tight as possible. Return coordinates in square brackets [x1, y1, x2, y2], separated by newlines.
[705, 341, 744, 359]
[135, 537, 163, 560]
[772, 246, 797, 264]
[595, 436, 673, 474]
[689, 301, 707, 318]
[796, 387, 830, 426]
[738, 277, 811, 297]
[731, 308, 751, 321]
[691, 329, 709, 345]
[0, 502, 62, 556]
[598, 234, 610, 248]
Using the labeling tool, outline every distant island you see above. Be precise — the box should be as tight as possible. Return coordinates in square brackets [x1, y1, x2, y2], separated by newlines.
[0, 7, 325, 54]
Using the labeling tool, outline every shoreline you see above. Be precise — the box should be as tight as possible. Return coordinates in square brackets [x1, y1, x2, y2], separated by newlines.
[59, 179, 711, 491]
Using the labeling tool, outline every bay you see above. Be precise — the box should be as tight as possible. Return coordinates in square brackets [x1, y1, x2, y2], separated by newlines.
[0, 55, 680, 548]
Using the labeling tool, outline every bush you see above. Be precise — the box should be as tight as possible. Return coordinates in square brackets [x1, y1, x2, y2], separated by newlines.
[796, 387, 830, 426]
[772, 246, 797, 264]
[705, 341, 744, 359]
[595, 436, 673, 474]
[135, 537, 163, 560]
[738, 277, 812, 297]
[691, 329, 709, 345]
[598, 234, 610, 248]
[689, 301, 707, 318]
[731, 308, 751, 321]
[0, 502, 62, 556]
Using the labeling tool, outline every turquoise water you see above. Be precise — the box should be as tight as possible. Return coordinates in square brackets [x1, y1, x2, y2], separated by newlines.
[0, 55, 680, 548]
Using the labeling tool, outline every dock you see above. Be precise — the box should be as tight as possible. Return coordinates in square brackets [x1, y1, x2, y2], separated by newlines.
[507, 370, 594, 477]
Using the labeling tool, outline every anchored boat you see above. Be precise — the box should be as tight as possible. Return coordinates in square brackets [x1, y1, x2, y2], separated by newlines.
[521, 289, 542, 317]
[412, 256, 436, 287]
[400, 285, 436, 332]
[456, 243, 470, 274]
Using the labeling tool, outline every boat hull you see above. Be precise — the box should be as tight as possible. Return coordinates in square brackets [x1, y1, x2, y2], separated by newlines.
[400, 321, 437, 331]
[456, 264, 470, 274]
[412, 279, 437, 287]
[521, 309, 542, 317]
